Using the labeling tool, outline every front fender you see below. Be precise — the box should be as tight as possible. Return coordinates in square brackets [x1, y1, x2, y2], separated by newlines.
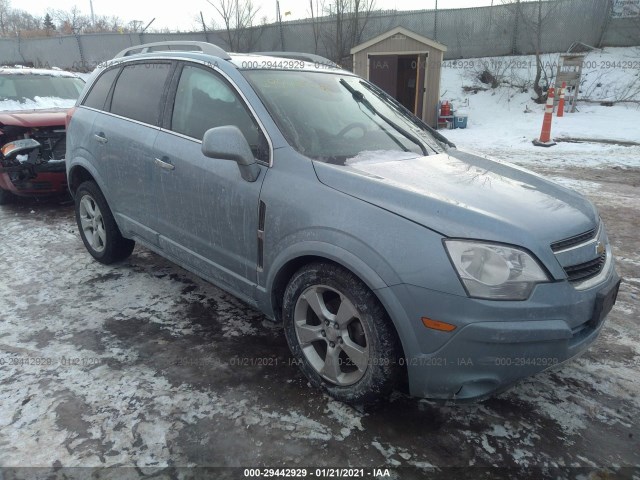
[258, 237, 423, 372]
[264, 238, 395, 295]
[67, 158, 110, 201]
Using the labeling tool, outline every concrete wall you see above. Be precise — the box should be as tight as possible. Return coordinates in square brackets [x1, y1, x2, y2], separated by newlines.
[0, 0, 636, 71]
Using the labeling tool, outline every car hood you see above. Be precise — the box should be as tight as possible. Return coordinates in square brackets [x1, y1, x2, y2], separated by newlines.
[0, 109, 68, 128]
[313, 148, 598, 249]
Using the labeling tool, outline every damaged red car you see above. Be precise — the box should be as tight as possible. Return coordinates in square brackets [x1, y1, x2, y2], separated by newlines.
[0, 67, 84, 204]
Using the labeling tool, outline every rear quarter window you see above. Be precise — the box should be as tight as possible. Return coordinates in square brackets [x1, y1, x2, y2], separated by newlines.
[109, 63, 172, 125]
[82, 68, 120, 110]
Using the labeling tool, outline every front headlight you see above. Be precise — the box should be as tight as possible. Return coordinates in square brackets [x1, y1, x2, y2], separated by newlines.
[1, 138, 41, 160]
[444, 240, 550, 300]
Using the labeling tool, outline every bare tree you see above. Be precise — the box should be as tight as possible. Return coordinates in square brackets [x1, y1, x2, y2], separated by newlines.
[320, 0, 376, 64]
[7, 10, 41, 35]
[87, 15, 127, 33]
[308, 0, 323, 53]
[0, 0, 44, 38]
[206, 0, 263, 52]
[0, 2, 129, 37]
[0, 0, 9, 36]
[527, 0, 551, 102]
[502, 0, 563, 103]
[52, 6, 91, 34]
[128, 19, 144, 33]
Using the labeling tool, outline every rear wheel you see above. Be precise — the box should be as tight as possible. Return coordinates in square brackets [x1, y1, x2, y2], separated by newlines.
[75, 181, 135, 264]
[0, 187, 14, 205]
[283, 262, 402, 405]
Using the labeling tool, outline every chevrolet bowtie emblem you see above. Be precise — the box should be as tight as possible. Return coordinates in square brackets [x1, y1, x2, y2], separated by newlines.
[596, 242, 605, 255]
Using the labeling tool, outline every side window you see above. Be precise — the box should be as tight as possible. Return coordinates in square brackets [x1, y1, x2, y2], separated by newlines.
[110, 63, 171, 125]
[171, 65, 269, 162]
[81, 67, 119, 110]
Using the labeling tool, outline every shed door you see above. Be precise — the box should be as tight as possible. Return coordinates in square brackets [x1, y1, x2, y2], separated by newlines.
[368, 55, 398, 98]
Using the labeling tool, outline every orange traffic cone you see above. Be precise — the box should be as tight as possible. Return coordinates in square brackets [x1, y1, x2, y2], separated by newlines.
[533, 87, 556, 147]
[557, 82, 566, 117]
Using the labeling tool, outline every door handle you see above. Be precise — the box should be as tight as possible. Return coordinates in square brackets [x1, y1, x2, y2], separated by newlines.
[94, 132, 108, 144]
[155, 157, 175, 171]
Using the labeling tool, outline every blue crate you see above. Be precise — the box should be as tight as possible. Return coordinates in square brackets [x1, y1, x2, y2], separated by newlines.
[454, 115, 468, 129]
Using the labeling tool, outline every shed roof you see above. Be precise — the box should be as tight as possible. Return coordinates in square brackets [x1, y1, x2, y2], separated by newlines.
[350, 26, 447, 54]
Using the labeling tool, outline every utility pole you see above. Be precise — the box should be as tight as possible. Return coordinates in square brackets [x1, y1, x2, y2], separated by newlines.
[142, 18, 155, 32]
[200, 11, 210, 42]
[434, 0, 438, 41]
[277, 0, 286, 51]
[489, 0, 494, 28]
[597, 0, 614, 48]
[89, 0, 96, 26]
[511, 0, 520, 54]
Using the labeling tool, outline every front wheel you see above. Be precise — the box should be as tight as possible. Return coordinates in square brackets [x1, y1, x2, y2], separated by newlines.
[283, 262, 402, 405]
[74, 181, 135, 264]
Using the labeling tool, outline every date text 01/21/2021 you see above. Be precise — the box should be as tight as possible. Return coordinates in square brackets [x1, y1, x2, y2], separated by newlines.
[0, 356, 102, 367]
[243, 468, 392, 478]
[226, 356, 561, 368]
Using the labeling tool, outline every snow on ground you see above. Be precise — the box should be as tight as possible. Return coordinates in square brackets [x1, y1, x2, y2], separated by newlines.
[439, 47, 640, 170]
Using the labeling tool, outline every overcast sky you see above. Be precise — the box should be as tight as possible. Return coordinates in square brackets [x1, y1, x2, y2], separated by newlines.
[21, 0, 502, 31]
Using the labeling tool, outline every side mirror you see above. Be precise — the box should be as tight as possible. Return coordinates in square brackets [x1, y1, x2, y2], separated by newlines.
[201, 126, 261, 182]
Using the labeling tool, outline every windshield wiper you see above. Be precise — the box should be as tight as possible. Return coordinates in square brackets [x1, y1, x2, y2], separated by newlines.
[358, 81, 455, 150]
[339, 79, 428, 156]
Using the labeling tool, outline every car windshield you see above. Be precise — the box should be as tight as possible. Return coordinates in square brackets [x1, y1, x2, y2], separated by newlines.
[0, 73, 85, 111]
[242, 70, 445, 164]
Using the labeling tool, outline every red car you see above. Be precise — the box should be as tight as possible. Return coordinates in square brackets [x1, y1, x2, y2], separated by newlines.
[0, 67, 85, 204]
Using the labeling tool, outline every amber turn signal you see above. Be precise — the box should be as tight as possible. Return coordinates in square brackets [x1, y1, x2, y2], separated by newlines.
[421, 317, 456, 332]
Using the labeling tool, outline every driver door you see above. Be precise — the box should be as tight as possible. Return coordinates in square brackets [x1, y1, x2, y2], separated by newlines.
[153, 63, 270, 299]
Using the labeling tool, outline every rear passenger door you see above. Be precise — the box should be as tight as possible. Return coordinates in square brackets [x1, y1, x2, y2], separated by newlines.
[153, 62, 270, 299]
[91, 61, 173, 245]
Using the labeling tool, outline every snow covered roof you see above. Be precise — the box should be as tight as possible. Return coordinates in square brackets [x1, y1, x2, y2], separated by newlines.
[0, 97, 77, 112]
[351, 26, 448, 54]
[0, 66, 80, 78]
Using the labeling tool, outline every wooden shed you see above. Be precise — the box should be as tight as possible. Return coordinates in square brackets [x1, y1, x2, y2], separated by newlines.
[351, 26, 447, 128]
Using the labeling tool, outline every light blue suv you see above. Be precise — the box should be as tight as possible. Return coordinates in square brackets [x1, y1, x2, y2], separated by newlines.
[66, 42, 620, 404]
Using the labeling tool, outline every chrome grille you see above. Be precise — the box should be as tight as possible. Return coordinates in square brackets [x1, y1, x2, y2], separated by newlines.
[550, 227, 597, 252]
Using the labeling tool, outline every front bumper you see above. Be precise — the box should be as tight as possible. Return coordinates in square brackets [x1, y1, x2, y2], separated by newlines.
[0, 171, 68, 197]
[383, 259, 621, 401]
[0, 162, 67, 196]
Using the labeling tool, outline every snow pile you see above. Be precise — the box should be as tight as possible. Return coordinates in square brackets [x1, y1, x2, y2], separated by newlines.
[445, 47, 640, 103]
[439, 47, 640, 169]
[577, 47, 640, 103]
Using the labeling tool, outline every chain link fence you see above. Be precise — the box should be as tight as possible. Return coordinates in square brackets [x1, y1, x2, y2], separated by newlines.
[0, 0, 637, 71]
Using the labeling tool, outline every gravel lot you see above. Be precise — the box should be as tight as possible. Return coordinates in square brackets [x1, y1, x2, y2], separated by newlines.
[0, 160, 639, 478]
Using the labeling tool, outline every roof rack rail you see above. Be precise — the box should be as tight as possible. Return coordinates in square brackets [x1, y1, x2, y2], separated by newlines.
[254, 51, 338, 68]
[114, 41, 231, 60]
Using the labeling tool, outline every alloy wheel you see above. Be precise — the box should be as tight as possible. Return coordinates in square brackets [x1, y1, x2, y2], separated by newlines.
[293, 285, 370, 386]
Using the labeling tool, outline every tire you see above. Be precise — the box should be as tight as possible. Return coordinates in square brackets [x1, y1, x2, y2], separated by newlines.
[283, 262, 402, 405]
[0, 187, 13, 205]
[74, 181, 135, 264]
